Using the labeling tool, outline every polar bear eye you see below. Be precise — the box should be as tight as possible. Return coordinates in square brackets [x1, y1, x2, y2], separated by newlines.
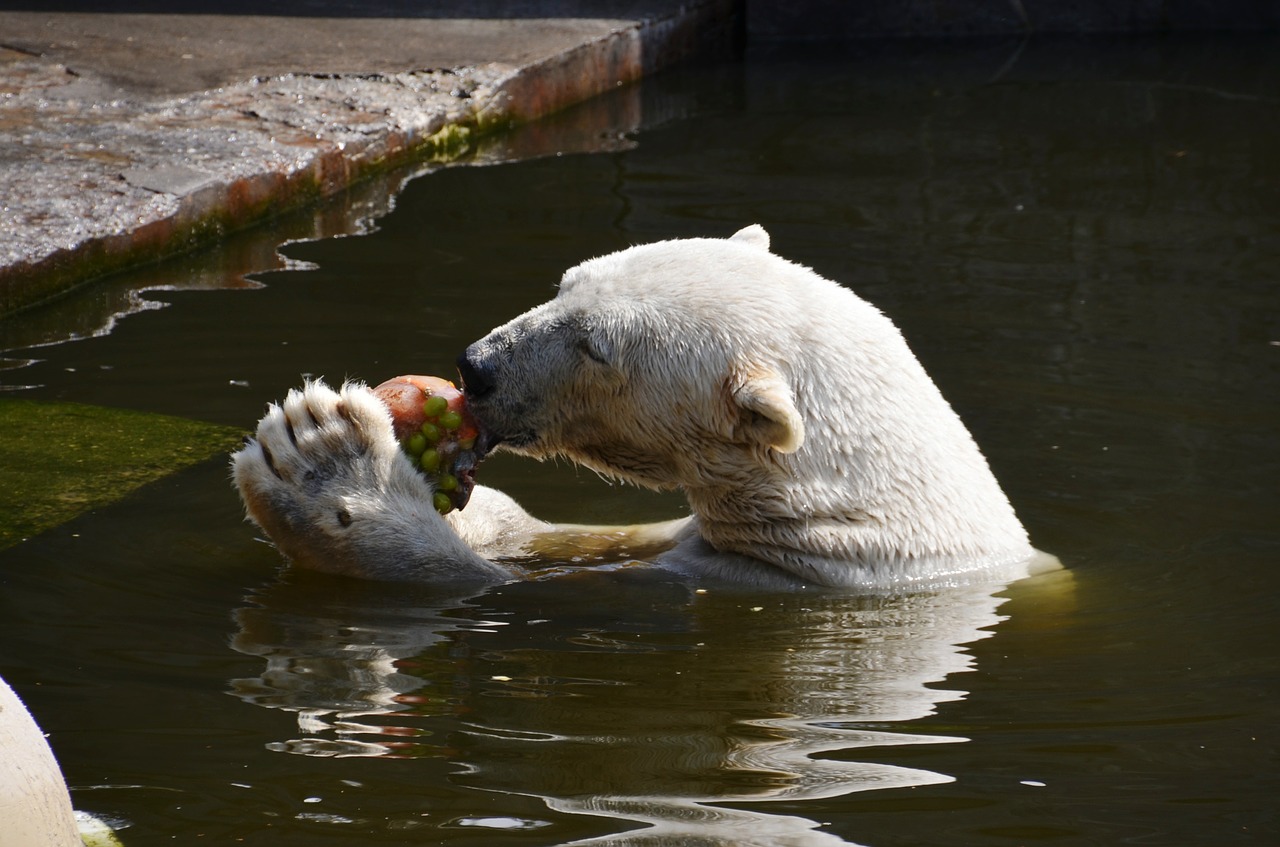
[578, 334, 612, 366]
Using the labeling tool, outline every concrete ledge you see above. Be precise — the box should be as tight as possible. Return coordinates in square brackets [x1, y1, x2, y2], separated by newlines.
[0, 1, 737, 317]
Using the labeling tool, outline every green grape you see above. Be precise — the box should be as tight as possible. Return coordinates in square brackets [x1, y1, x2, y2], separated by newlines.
[433, 492, 453, 514]
[406, 433, 427, 456]
[423, 394, 449, 419]
[457, 436, 476, 451]
[436, 473, 458, 492]
[420, 422, 441, 443]
[438, 410, 462, 431]
[419, 448, 441, 472]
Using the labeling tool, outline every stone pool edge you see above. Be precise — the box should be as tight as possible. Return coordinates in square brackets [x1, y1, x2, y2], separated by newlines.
[0, 0, 737, 318]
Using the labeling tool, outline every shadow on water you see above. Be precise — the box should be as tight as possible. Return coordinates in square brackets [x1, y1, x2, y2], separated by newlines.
[0, 32, 1277, 847]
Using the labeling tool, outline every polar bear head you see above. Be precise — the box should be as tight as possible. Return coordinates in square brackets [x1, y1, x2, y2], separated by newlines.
[458, 225, 811, 487]
[459, 225, 1034, 584]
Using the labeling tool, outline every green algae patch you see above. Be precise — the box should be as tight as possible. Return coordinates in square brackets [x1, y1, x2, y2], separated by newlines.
[0, 399, 244, 550]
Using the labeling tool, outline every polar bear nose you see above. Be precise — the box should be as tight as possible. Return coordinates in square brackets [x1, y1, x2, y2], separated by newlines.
[457, 345, 496, 399]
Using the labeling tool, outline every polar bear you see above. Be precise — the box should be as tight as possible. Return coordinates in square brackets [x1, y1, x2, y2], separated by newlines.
[232, 225, 1053, 589]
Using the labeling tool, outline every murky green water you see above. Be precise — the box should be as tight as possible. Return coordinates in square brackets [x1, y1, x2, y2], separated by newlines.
[2, 35, 1278, 846]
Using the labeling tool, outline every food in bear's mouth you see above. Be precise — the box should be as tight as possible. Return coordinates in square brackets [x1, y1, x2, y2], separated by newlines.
[372, 375, 481, 514]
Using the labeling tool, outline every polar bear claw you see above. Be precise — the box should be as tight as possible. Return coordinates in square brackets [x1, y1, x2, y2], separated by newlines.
[234, 381, 509, 583]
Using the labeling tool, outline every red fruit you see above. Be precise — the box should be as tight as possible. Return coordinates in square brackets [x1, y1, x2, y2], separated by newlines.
[374, 375, 469, 441]
[372, 375, 482, 513]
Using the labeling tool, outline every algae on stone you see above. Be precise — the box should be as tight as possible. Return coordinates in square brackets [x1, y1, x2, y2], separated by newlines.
[0, 399, 244, 549]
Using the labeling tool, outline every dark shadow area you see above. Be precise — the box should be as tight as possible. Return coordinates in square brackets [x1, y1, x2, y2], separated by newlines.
[746, 31, 1280, 97]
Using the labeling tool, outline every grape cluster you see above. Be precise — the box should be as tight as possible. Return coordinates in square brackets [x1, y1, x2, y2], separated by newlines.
[372, 375, 480, 515]
[405, 392, 474, 513]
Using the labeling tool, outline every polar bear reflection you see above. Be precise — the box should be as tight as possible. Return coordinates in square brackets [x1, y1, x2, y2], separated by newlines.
[230, 572, 1010, 846]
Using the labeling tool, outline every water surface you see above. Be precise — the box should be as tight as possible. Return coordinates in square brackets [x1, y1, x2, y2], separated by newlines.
[1, 34, 1277, 846]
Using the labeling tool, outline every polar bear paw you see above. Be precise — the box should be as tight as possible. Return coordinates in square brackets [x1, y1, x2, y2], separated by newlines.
[232, 381, 499, 581]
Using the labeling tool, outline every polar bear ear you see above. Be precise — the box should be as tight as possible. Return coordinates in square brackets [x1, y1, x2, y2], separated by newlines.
[729, 224, 771, 252]
[729, 368, 804, 454]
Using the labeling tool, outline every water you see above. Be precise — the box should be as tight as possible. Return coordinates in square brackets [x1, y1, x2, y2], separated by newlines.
[2, 34, 1278, 846]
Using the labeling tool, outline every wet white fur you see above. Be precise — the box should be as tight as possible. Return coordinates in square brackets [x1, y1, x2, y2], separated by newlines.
[233, 226, 1052, 589]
